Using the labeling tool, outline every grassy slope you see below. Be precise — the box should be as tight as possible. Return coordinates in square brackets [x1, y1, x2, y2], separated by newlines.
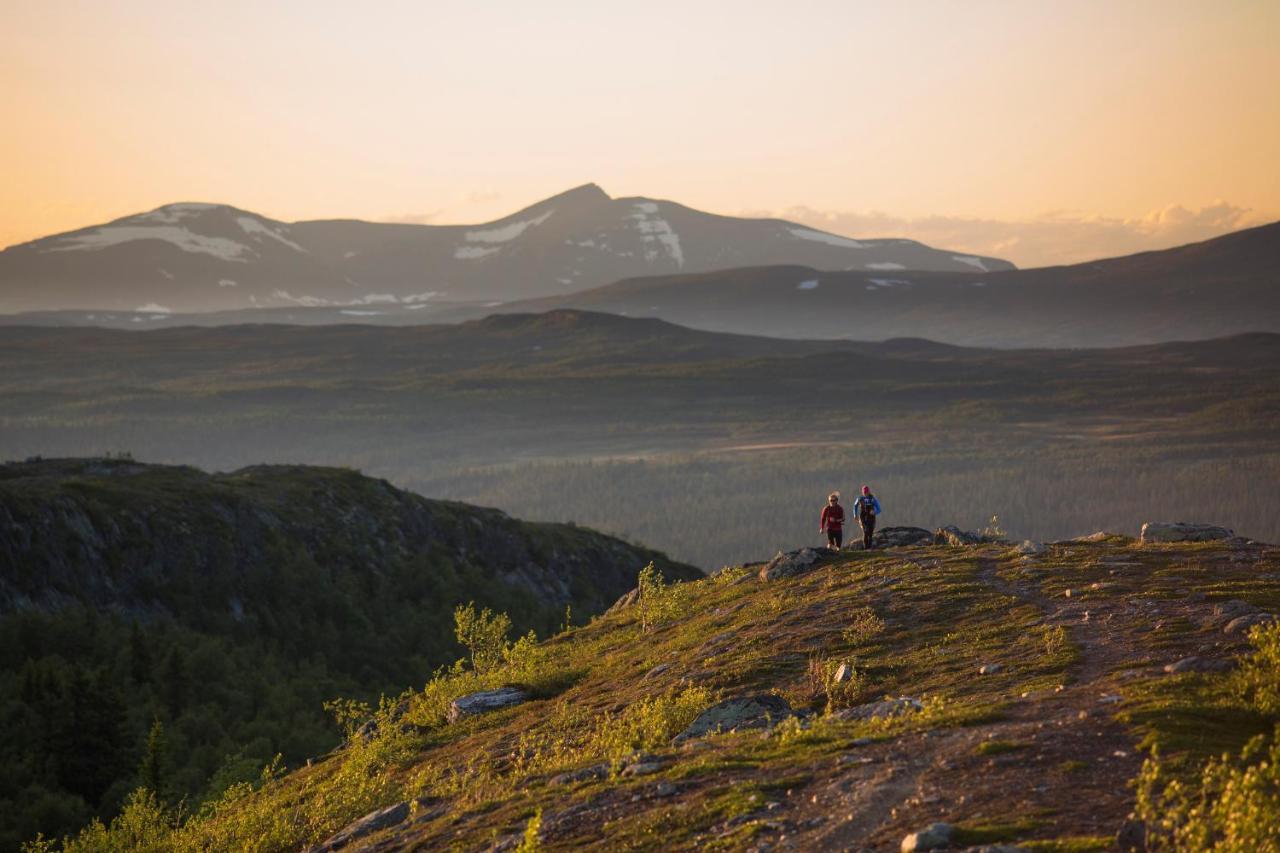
[127, 535, 1280, 852]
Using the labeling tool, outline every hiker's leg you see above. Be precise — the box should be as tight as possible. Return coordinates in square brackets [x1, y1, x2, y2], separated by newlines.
[865, 518, 876, 549]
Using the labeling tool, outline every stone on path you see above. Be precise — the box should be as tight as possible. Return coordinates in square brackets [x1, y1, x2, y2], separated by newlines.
[901, 822, 954, 852]
[447, 686, 529, 723]
[1140, 521, 1234, 544]
[935, 526, 982, 547]
[873, 526, 935, 548]
[672, 695, 794, 743]
[759, 548, 823, 581]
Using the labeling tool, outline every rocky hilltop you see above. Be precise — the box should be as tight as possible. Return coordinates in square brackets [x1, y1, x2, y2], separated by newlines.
[0, 457, 697, 619]
[54, 522, 1280, 851]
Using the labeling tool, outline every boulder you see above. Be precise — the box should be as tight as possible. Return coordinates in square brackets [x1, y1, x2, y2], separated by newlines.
[672, 694, 794, 743]
[901, 822, 955, 852]
[759, 548, 823, 581]
[447, 686, 529, 723]
[308, 798, 435, 851]
[1164, 656, 1234, 674]
[834, 696, 923, 722]
[935, 526, 982, 547]
[979, 663, 1003, 675]
[606, 587, 639, 614]
[1224, 612, 1276, 635]
[873, 527, 934, 548]
[833, 663, 855, 683]
[1140, 522, 1234, 544]
[550, 763, 610, 786]
[1015, 540, 1045, 556]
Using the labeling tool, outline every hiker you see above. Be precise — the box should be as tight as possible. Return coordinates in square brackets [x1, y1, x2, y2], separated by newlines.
[819, 491, 845, 551]
[854, 485, 881, 549]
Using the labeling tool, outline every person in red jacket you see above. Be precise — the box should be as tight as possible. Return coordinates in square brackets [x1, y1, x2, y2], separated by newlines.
[819, 491, 845, 551]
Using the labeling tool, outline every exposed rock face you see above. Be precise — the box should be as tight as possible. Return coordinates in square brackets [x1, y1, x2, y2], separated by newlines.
[1140, 522, 1235, 543]
[672, 695, 794, 743]
[873, 527, 934, 548]
[759, 548, 823, 581]
[447, 687, 529, 723]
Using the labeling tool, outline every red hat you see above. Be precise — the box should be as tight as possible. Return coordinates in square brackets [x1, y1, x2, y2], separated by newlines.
[862, 485, 870, 494]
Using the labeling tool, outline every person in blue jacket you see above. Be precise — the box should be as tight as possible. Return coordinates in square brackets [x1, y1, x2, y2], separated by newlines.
[854, 485, 881, 549]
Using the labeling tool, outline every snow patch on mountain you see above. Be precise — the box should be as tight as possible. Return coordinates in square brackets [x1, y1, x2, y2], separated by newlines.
[788, 227, 866, 249]
[628, 202, 684, 267]
[42, 226, 251, 262]
[218, 279, 237, 288]
[135, 203, 219, 225]
[135, 303, 172, 313]
[797, 279, 820, 290]
[455, 246, 501, 260]
[868, 278, 910, 288]
[465, 210, 554, 244]
[951, 255, 989, 272]
[865, 261, 905, 270]
[236, 216, 307, 253]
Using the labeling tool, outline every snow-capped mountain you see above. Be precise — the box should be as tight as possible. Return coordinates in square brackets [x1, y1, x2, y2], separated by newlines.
[0, 184, 1014, 313]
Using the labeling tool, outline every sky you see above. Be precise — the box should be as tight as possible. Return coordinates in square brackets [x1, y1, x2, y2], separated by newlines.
[2, 0, 1277, 268]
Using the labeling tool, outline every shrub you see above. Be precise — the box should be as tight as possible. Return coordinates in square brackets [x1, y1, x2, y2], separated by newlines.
[636, 563, 689, 632]
[1233, 622, 1280, 715]
[841, 607, 886, 646]
[454, 603, 513, 674]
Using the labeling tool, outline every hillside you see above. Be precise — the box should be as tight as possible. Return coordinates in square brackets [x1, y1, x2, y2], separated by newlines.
[2, 313, 1278, 566]
[0, 185, 1011, 315]
[0, 458, 697, 849]
[473, 221, 1280, 347]
[39, 528, 1280, 851]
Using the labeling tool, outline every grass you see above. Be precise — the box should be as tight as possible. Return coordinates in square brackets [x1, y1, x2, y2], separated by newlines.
[29, 539, 1280, 851]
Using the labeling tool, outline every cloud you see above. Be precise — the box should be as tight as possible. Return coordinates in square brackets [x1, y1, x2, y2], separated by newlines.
[757, 202, 1271, 269]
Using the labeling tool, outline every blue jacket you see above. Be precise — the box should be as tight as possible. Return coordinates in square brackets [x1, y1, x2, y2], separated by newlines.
[855, 494, 881, 518]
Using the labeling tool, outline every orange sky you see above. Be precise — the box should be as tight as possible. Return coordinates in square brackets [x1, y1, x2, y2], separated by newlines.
[3, 1, 1277, 267]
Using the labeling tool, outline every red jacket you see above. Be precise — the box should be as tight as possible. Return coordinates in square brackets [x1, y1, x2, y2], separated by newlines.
[820, 504, 845, 532]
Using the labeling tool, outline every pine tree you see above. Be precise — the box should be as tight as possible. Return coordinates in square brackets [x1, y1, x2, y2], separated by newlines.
[160, 647, 188, 717]
[138, 719, 168, 799]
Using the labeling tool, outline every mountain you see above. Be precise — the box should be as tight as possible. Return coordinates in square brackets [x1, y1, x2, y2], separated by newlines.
[0, 457, 697, 847]
[41, 531, 1280, 851]
[0, 185, 1013, 314]
[474, 220, 1280, 347]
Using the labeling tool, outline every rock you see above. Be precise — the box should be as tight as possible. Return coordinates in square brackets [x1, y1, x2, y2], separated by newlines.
[979, 663, 1003, 675]
[654, 781, 677, 797]
[759, 548, 823, 581]
[623, 761, 664, 776]
[1116, 816, 1147, 851]
[901, 822, 954, 852]
[606, 587, 639, 614]
[446, 686, 529, 723]
[1164, 656, 1234, 674]
[834, 696, 923, 722]
[833, 663, 855, 683]
[963, 847, 1028, 853]
[672, 695, 794, 743]
[872, 527, 935, 548]
[550, 763, 610, 785]
[1210, 599, 1259, 625]
[1073, 530, 1122, 542]
[935, 525, 982, 547]
[308, 798, 431, 851]
[1015, 540, 1045, 556]
[1140, 522, 1234, 544]
[644, 663, 672, 679]
[1225, 612, 1276, 635]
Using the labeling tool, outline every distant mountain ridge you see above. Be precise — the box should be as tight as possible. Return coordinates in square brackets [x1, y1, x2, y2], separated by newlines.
[474, 220, 1280, 347]
[0, 184, 1013, 313]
